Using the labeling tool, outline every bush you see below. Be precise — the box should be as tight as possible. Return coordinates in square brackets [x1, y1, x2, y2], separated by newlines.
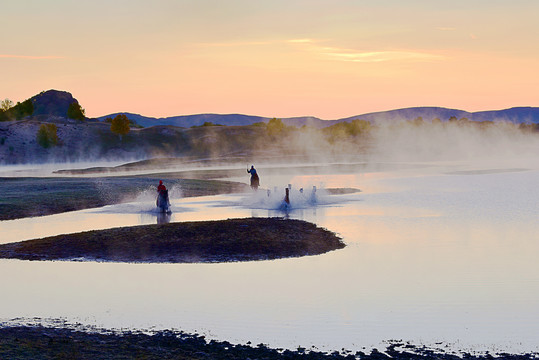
[323, 119, 372, 142]
[12, 100, 34, 120]
[67, 102, 85, 121]
[266, 118, 286, 136]
[36, 124, 59, 148]
[251, 122, 267, 127]
[191, 122, 223, 128]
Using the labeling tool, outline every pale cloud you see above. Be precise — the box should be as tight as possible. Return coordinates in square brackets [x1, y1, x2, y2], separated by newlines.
[198, 38, 321, 48]
[0, 54, 64, 60]
[194, 38, 443, 64]
[323, 49, 445, 62]
[288, 40, 445, 63]
[196, 41, 271, 47]
[286, 38, 318, 44]
[437, 27, 457, 31]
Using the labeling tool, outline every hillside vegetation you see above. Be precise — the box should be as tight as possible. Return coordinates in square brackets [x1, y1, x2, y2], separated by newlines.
[1, 90, 537, 164]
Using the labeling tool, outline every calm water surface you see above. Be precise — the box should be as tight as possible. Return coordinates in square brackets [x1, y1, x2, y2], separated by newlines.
[1, 161, 538, 353]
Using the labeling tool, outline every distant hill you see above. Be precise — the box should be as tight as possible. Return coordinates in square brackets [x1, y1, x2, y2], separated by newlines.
[99, 106, 539, 128]
[30, 89, 82, 118]
[470, 107, 539, 123]
[341, 106, 539, 124]
[98, 113, 269, 128]
[4, 89, 538, 127]
[339, 107, 471, 123]
[97, 113, 333, 128]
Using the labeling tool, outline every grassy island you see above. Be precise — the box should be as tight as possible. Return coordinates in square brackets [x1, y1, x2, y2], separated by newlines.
[0, 218, 345, 263]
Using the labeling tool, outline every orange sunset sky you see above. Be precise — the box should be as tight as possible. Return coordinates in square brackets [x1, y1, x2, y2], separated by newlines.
[1, 0, 538, 119]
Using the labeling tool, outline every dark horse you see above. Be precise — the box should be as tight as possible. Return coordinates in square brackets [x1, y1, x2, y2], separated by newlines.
[247, 166, 260, 190]
[250, 172, 260, 190]
[156, 189, 171, 213]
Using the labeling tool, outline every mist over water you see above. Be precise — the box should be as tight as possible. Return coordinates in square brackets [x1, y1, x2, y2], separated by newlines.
[368, 121, 538, 163]
[314, 121, 535, 166]
[1, 117, 538, 354]
[1, 117, 537, 179]
[1, 166, 538, 354]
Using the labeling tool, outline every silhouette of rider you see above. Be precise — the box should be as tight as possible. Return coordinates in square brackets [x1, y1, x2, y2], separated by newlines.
[247, 165, 260, 190]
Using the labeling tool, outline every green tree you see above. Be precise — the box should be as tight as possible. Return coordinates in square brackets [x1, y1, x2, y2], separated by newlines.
[110, 114, 130, 140]
[36, 123, 58, 148]
[12, 99, 34, 120]
[1, 98, 33, 121]
[67, 102, 85, 121]
[1, 98, 13, 111]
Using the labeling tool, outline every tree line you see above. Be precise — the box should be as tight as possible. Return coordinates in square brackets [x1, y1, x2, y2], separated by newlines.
[0, 97, 85, 122]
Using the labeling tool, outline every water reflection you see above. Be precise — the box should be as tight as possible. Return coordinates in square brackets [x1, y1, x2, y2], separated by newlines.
[1, 165, 539, 353]
[156, 212, 171, 224]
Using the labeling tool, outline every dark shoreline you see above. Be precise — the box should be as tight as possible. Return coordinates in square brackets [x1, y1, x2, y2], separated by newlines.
[0, 325, 536, 360]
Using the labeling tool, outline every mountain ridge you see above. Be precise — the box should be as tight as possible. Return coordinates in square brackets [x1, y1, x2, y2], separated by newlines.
[99, 106, 539, 128]
[4, 89, 538, 127]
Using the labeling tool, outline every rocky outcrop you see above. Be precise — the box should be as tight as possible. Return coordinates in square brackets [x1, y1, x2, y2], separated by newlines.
[30, 89, 80, 117]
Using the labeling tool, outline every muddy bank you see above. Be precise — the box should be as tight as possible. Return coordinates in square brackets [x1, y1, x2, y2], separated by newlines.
[0, 176, 249, 221]
[0, 325, 535, 360]
[0, 218, 345, 263]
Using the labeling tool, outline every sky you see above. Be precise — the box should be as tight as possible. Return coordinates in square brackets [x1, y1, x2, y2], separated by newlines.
[1, 0, 538, 119]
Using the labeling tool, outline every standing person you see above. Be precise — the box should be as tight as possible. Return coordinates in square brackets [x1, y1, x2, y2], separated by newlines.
[247, 165, 260, 190]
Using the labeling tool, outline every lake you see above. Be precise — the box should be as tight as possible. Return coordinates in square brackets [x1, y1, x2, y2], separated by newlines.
[1, 160, 538, 354]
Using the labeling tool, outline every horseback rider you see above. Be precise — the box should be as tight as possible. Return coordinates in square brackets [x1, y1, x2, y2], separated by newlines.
[247, 165, 260, 190]
[157, 180, 166, 193]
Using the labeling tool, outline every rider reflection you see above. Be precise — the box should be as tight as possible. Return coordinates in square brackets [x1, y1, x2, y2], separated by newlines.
[157, 212, 171, 224]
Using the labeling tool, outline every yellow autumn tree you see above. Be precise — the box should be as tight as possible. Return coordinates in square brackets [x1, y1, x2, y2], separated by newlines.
[110, 114, 130, 140]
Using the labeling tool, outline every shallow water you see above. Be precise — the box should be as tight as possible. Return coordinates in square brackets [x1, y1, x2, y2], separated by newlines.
[1, 161, 539, 353]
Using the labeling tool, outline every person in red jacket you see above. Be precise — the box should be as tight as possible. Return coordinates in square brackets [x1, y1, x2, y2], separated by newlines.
[157, 180, 166, 193]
